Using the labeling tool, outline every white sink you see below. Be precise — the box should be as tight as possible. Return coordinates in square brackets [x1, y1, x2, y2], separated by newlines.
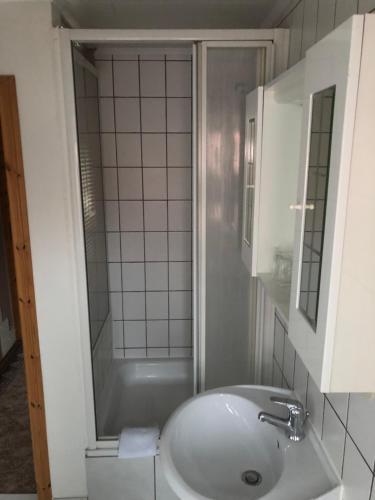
[160, 386, 341, 500]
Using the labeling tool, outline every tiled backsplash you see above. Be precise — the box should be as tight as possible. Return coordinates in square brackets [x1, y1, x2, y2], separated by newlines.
[95, 47, 193, 359]
[273, 312, 375, 499]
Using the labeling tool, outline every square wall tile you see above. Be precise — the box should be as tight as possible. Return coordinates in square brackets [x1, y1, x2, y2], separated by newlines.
[112, 321, 124, 348]
[294, 353, 308, 406]
[272, 359, 283, 388]
[145, 232, 168, 261]
[122, 263, 145, 291]
[342, 436, 374, 500]
[326, 393, 349, 424]
[140, 61, 165, 97]
[170, 348, 192, 358]
[101, 133, 116, 167]
[307, 375, 324, 437]
[118, 168, 143, 200]
[169, 232, 192, 261]
[147, 320, 168, 347]
[168, 168, 191, 199]
[104, 201, 119, 231]
[103, 168, 118, 200]
[108, 263, 122, 292]
[115, 98, 140, 132]
[113, 61, 139, 97]
[123, 292, 145, 320]
[167, 134, 191, 167]
[125, 348, 147, 359]
[273, 315, 285, 368]
[142, 134, 166, 167]
[97, 60, 113, 96]
[169, 291, 191, 319]
[147, 348, 169, 358]
[121, 232, 144, 262]
[359, 0, 375, 13]
[124, 320, 146, 348]
[145, 262, 168, 291]
[106, 232, 121, 262]
[141, 98, 166, 133]
[170, 319, 192, 347]
[282, 334, 295, 390]
[168, 201, 191, 230]
[143, 168, 167, 200]
[322, 399, 346, 476]
[110, 292, 123, 320]
[146, 292, 168, 320]
[169, 262, 192, 290]
[316, 0, 336, 41]
[119, 201, 143, 231]
[99, 98, 115, 132]
[167, 98, 191, 133]
[144, 201, 167, 231]
[335, 0, 358, 27]
[117, 134, 141, 166]
[347, 393, 375, 468]
[166, 61, 191, 97]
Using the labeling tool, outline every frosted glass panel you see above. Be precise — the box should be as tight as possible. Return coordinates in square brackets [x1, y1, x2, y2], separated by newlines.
[205, 47, 259, 389]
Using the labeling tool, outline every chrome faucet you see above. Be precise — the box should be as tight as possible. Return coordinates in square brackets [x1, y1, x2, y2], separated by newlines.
[258, 396, 309, 442]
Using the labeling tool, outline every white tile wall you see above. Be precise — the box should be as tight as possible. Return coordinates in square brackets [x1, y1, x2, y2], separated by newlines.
[272, 310, 375, 499]
[96, 46, 193, 359]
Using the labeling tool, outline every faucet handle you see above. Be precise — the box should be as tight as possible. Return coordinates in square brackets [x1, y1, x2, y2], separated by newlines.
[270, 396, 304, 413]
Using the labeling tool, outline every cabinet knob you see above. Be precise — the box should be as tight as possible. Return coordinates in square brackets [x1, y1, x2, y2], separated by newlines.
[289, 204, 303, 210]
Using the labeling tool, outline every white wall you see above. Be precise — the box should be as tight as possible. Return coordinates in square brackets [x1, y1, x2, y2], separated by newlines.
[0, 2, 89, 497]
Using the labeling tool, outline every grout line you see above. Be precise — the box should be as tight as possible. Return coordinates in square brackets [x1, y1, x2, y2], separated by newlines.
[277, 0, 304, 27]
[333, 0, 339, 27]
[299, 0, 306, 61]
[341, 393, 351, 479]
[110, 54, 125, 354]
[321, 395, 326, 440]
[165, 54, 171, 358]
[137, 55, 148, 356]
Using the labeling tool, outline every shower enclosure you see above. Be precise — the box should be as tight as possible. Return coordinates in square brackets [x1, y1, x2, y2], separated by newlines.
[61, 30, 275, 446]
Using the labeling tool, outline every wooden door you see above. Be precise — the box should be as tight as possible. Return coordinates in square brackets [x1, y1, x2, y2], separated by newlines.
[0, 75, 51, 500]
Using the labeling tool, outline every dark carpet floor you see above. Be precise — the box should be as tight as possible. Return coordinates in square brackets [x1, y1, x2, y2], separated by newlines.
[0, 351, 36, 493]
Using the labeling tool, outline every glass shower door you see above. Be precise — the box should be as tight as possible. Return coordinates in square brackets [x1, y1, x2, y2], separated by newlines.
[197, 42, 271, 390]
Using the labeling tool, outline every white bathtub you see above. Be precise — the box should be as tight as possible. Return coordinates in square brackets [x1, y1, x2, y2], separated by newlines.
[98, 358, 194, 439]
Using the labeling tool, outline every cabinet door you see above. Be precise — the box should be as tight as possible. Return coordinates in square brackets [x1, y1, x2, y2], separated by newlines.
[241, 86, 263, 276]
[289, 16, 363, 391]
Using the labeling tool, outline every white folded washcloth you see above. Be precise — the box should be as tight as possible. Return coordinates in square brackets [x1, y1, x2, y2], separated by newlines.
[118, 426, 160, 459]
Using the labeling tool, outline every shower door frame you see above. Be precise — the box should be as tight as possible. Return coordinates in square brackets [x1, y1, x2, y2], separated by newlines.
[197, 41, 274, 392]
[57, 28, 286, 451]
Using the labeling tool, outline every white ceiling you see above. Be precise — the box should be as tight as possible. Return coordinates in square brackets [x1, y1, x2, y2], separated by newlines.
[52, 0, 295, 29]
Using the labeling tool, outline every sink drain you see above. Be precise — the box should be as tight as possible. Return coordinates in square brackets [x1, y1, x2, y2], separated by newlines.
[241, 470, 262, 486]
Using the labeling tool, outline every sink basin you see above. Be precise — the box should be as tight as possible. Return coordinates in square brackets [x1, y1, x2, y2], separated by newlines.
[160, 385, 341, 500]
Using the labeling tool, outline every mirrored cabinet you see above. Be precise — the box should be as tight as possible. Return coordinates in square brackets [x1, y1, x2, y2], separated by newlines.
[288, 15, 375, 392]
[249, 14, 375, 392]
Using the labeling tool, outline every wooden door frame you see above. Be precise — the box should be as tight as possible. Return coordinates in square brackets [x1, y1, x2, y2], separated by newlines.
[0, 76, 51, 500]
